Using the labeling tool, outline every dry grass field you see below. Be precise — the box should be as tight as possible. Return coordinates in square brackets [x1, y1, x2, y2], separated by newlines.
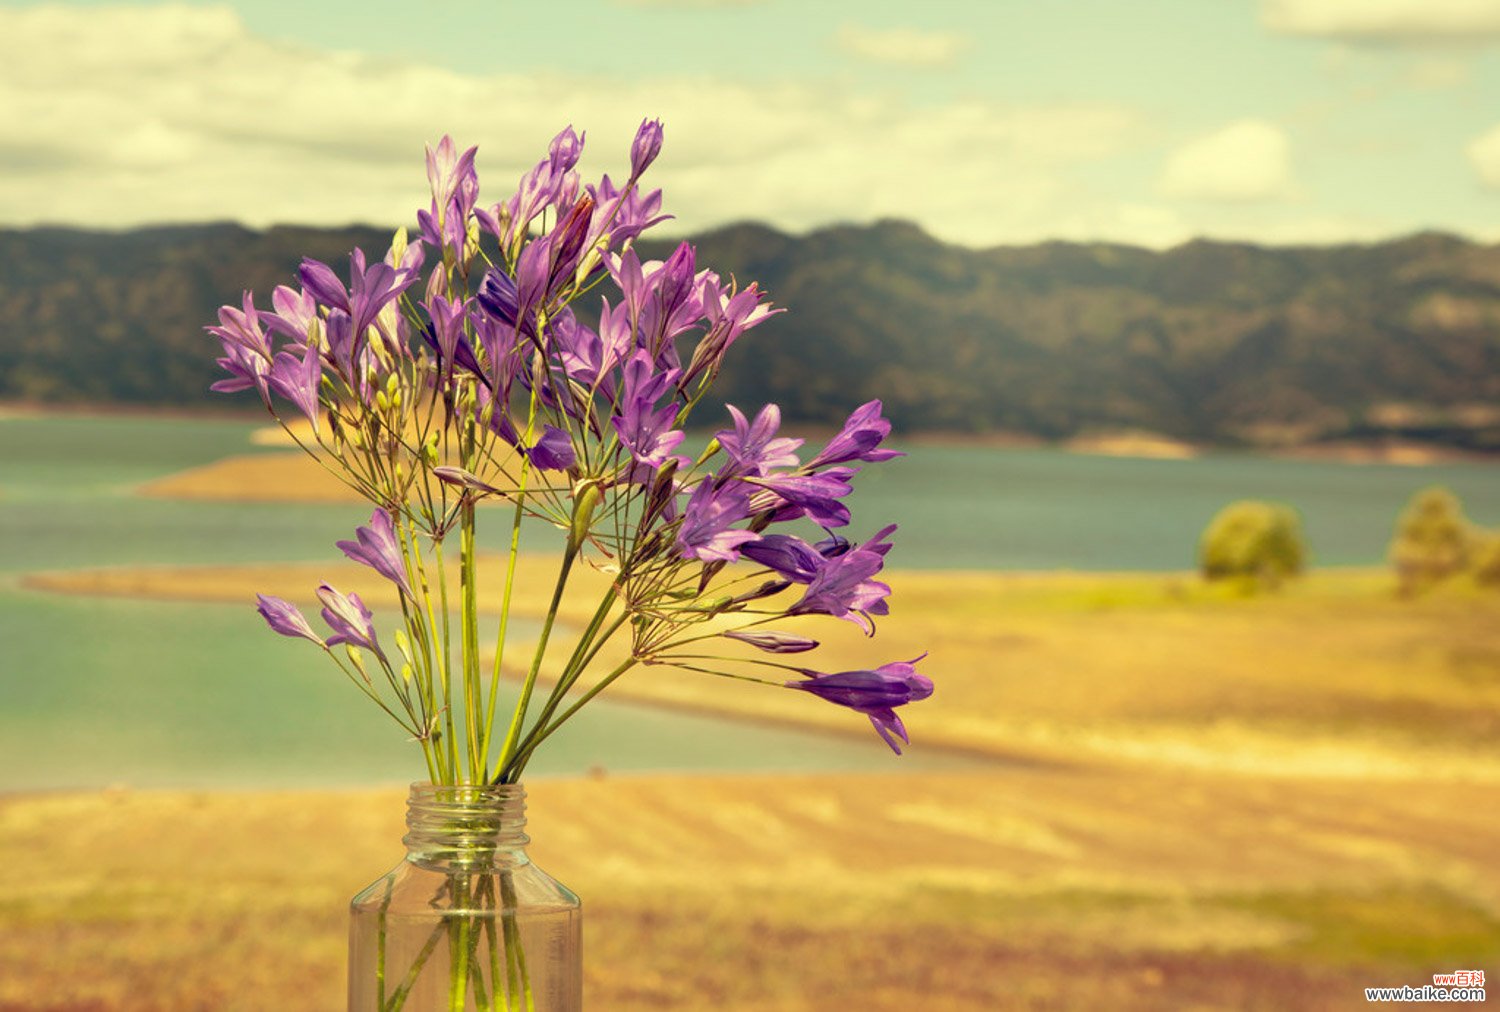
[3, 767, 1500, 1011]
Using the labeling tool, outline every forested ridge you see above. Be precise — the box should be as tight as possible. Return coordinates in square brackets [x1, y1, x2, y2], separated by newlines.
[3, 219, 1498, 449]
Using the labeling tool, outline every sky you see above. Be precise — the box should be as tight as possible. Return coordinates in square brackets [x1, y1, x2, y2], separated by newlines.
[3, 0, 1500, 248]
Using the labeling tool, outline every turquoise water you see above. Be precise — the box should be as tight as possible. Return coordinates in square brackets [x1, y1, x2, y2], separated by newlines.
[2, 413, 1498, 789]
[0, 414, 977, 789]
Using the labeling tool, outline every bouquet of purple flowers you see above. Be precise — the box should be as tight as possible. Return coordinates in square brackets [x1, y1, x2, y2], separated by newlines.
[210, 120, 931, 787]
[208, 120, 931, 1011]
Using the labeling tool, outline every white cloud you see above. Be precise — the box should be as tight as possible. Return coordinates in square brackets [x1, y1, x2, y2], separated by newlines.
[1466, 125, 1500, 188]
[1261, 0, 1500, 42]
[835, 23, 971, 68]
[0, 4, 1152, 247]
[1158, 121, 1294, 203]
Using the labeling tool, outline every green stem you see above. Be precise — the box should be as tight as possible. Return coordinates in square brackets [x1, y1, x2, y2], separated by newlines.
[494, 546, 578, 777]
[504, 657, 637, 781]
[383, 918, 445, 1012]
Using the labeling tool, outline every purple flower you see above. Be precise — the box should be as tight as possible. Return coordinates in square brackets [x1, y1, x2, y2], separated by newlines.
[630, 118, 664, 179]
[787, 656, 932, 754]
[210, 337, 271, 398]
[255, 594, 323, 645]
[810, 400, 904, 468]
[716, 404, 802, 477]
[586, 175, 669, 252]
[613, 399, 685, 470]
[207, 291, 270, 356]
[317, 583, 382, 657]
[527, 425, 577, 472]
[724, 630, 818, 654]
[751, 469, 855, 528]
[788, 538, 893, 634]
[267, 340, 322, 433]
[677, 482, 760, 562]
[298, 250, 416, 340]
[336, 510, 411, 597]
[741, 534, 825, 584]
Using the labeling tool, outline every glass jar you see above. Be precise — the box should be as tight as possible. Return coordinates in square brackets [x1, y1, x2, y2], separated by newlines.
[348, 783, 581, 1011]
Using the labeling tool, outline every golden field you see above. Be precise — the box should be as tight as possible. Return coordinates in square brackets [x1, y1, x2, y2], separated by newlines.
[12, 558, 1500, 1009]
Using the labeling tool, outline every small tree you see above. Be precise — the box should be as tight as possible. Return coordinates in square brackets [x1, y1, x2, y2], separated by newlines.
[1199, 501, 1307, 591]
[1388, 486, 1472, 596]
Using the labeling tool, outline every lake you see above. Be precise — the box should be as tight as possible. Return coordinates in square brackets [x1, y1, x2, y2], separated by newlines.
[2, 413, 1498, 789]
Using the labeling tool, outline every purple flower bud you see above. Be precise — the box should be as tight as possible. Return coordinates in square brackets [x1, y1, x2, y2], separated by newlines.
[255, 594, 323, 645]
[433, 466, 504, 495]
[630, 118, 664, 179]
[336, 510, 411, 597]
[549, 125, 584, 171]
[724, 630, 818, 654]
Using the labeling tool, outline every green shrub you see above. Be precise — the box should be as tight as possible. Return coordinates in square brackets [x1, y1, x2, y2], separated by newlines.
[1388, 487, 1472, 595]
[1199, 501, 1307, 591]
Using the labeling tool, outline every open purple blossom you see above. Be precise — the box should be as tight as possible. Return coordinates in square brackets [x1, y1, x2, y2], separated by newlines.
[787, 656, 933, 753]
[267, 340, 322, 433]
[676, 482, 759, 562]
[298, 250, 417, 341]
[256, 594, 323, 645]
[317, 583, 382, 657]
[210, 337, 270, 398]
[788, 536, 893, 634]
[810, 400, 904, 468]
[337, 510, 412, 597]
[716, 404, 802, 477]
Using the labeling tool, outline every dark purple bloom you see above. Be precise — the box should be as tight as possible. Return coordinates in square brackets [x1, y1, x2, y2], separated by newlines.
[630, 118, 664, 179]
[255, 594, 323, 645]
[337, 510, 411, 597]
[267, 340, 322, 433]
[527, 425, 577, 472]
[677, 482, 760, 562]
[751, 469, 855, 528]
[810, 400, 904, 468]
[724, 630, 818, 654]
[317, 583, 382, 656]
[716, 404, 802, 477]
[741, 534, 825, 584]
[788, 539, 892, 634]
[787, 655, 932, 754]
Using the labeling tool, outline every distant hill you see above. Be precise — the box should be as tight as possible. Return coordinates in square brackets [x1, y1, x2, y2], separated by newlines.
[2, 221, 1498, 451]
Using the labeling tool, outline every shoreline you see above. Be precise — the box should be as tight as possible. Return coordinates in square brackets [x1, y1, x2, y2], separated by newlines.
[6, 401, 1493, 465]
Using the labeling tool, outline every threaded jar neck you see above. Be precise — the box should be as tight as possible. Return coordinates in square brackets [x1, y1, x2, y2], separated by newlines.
[403, 782, 529, 870]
